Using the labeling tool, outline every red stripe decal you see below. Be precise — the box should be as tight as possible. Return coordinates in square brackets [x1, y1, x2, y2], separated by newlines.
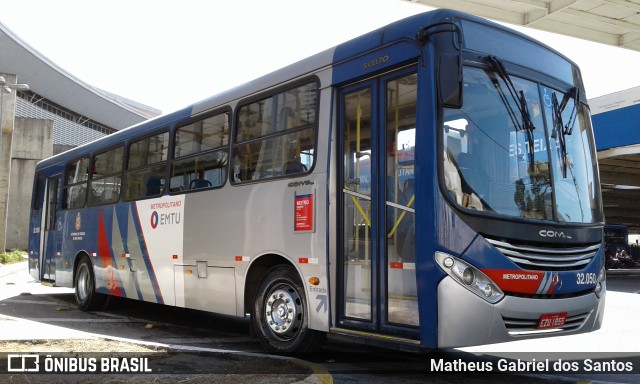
[98, 210, 122, 296]
[481, 269, 544, 294]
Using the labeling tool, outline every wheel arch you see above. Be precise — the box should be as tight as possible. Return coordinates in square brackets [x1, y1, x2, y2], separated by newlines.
[243, 253, 299, 316]
[72, 251, 92, 288]
[246, 254, 326, 353]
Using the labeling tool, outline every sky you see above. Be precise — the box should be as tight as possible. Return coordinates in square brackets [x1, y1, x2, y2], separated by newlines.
[1, 0, 639, 113]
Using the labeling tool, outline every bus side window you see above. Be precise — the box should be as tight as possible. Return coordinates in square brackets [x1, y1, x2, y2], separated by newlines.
[171, 112, 229, 192]
[62, 157, 90, 209]
[124, 132, 169, 200]
[232, 81, 317, 183]
[89, 146, 123, 206]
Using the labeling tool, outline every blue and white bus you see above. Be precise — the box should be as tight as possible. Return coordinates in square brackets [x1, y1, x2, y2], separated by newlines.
[28, 9, 605, 353]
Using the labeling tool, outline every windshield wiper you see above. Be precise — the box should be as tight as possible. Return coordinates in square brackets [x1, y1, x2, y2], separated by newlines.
[483, 56, 536, 168]
[551, 87, 578, 178]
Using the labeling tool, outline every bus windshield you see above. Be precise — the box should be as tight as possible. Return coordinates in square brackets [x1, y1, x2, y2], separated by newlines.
[442, 65, 603, 224]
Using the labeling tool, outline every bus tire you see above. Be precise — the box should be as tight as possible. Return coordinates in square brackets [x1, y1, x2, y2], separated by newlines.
[253, 264, 325, 354]
[74, 257, 106, 311]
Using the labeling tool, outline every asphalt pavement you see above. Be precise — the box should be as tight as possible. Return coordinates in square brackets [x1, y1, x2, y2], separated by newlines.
[0, 260, 332, 383]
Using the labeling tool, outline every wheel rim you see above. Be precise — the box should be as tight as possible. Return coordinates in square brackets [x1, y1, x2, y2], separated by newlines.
[76, 265, 90, 301]
[264, 284, 303, 340]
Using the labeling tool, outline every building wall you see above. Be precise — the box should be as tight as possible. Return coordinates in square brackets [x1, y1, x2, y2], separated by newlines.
[2, 90, 111, 249]
[15, 97, 106, 147]
[6, 117, 53, 250]
[2, 73, 109, 250]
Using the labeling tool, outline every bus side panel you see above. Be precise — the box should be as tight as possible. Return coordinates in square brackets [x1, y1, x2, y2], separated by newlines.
[56, 207, 121, 291]
[57, 200, 181, 305]
[92, 203, 165, 304]
[176, 76, 332, 329]
[119, 202, 164, 303]
[128, 196, 185, 305]
[175, 264, 237, 316]
[179, 172, 329, 329]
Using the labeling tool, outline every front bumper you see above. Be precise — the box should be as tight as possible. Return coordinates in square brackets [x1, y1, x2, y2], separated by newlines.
[436, 276, 606, 348]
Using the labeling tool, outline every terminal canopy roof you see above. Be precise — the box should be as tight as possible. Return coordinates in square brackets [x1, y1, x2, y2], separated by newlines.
[410, 0, 640, 51]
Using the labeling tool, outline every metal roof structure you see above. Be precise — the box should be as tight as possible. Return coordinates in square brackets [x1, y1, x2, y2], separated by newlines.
[408, 0, 640, 52]
[591, 86, 640, 232]
[0, 21, 160, 130]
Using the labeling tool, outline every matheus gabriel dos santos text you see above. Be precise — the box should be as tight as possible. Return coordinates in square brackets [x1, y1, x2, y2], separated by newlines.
[430, 358, 635, 373]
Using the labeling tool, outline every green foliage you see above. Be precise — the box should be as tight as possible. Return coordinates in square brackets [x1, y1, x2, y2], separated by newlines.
[0, 249, 25, 264]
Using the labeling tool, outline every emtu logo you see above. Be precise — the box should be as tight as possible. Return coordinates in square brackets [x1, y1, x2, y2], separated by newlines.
[150, 211, 181, 229]
[150, 211, 159, 229]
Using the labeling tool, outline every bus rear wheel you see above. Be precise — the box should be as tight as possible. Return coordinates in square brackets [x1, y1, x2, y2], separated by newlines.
[252, 265, 324, 354]
[74, 257, 106, 311]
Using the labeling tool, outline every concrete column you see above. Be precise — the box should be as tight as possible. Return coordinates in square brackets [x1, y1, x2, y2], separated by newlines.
[0, 73, 18, 251]
[6, 117, 54, 250]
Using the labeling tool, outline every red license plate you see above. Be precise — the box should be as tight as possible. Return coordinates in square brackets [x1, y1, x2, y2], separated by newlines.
[538, 312, 567, 329]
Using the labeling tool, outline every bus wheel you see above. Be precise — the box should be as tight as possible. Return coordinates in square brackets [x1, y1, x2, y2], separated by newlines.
[253, 265, 325, 354]
[74, 257, 105, 311]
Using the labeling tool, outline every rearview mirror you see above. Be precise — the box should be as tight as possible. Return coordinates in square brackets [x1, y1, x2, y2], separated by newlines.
[438, 54, 463, 108]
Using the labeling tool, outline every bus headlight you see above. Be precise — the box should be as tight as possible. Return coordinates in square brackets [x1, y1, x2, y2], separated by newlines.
[462, 268, 474, 285]
[595, 266, 606, 298]
[435, 252, 504, 304]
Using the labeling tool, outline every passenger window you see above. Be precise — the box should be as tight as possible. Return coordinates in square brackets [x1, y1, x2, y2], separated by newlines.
[171, 112, 229, 192]
[124, 132, 169, 200]
[232, 82, 317, 183]
[89, 146, 124, 205]
[62, 157, 91, 209]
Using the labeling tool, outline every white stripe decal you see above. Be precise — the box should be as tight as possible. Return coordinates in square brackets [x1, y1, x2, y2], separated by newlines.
[536, 273, 549, 295]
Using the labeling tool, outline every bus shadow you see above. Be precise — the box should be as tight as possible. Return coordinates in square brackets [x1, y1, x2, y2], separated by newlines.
[0, 288, 259, 352]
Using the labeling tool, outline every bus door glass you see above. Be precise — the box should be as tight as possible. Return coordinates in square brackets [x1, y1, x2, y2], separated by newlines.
[42, 175, 61, 281]
[338, 68, 418, 333]
[29, 172, 45, 279]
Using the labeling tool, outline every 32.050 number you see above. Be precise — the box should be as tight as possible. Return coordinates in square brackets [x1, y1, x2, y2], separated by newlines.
[576, 273, 597, 285]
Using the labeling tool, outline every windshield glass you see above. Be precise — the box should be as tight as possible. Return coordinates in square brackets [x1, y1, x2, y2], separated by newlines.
[442, 65, 603, 224]
[543, 86, 602, 223]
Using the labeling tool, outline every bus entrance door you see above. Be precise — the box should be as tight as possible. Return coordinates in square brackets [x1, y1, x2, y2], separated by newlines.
[338, 69, 419, 337]
[40, 175, 61, 281]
